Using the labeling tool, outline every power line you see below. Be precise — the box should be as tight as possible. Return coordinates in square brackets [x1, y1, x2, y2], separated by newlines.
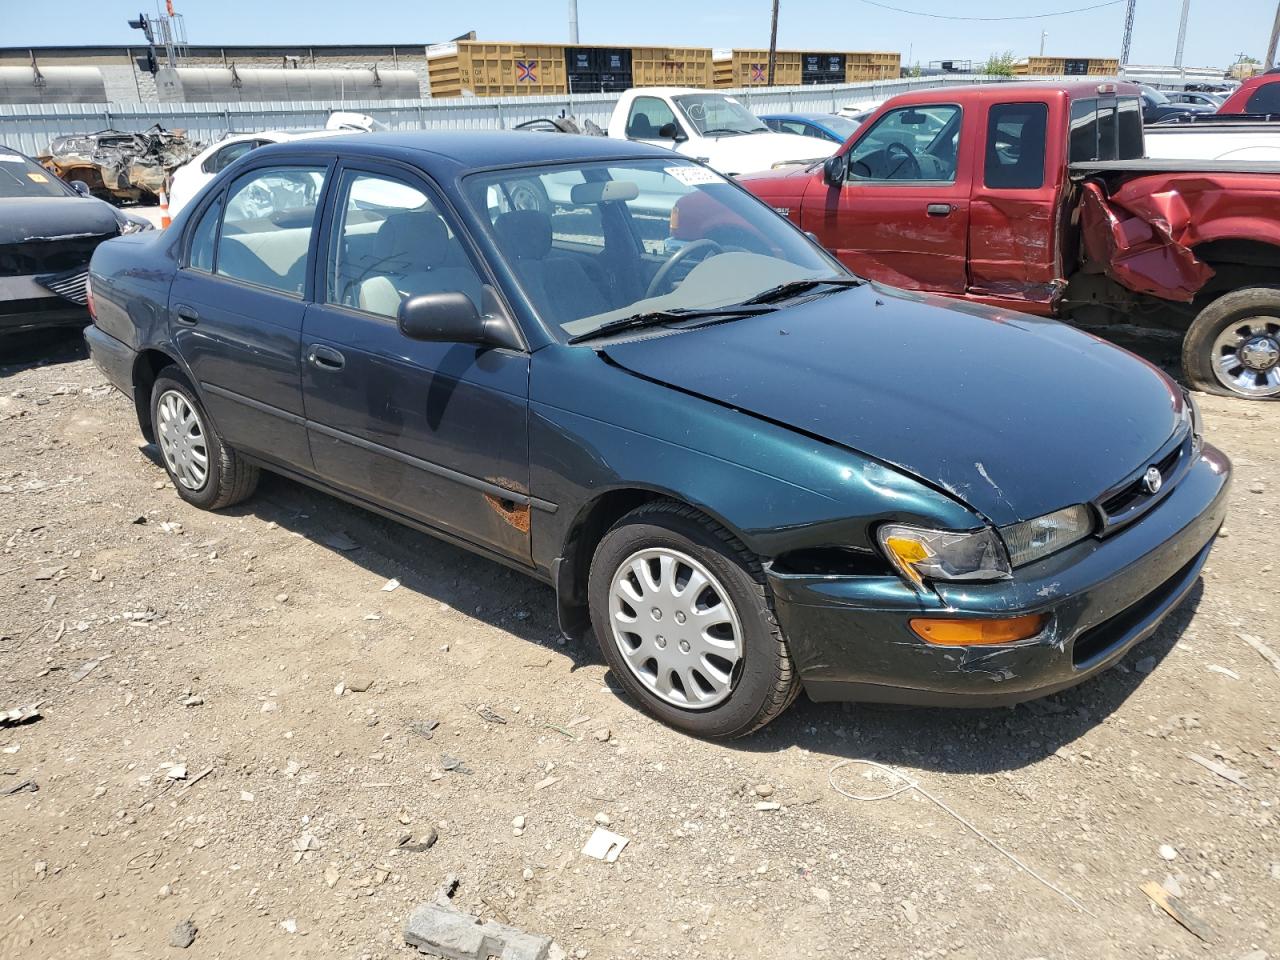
[851, 0, 1123, 20]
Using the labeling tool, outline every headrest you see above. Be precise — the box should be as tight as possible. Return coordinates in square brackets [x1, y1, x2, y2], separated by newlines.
[494, 209, 552, 260]
[377, 210, 451, 264]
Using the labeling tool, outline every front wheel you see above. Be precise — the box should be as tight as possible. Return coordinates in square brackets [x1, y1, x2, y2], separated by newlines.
[1182, 287, 1280, 399]
[587, 501, 799, 738]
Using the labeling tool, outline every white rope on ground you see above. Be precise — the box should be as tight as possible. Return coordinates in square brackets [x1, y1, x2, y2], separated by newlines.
[828, 758, 1095, 917]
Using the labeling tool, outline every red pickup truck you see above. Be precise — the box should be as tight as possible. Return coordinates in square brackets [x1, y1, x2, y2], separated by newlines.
[728, 81, 1280, 399]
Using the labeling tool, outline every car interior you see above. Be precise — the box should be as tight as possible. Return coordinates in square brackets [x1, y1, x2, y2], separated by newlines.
[846, 105, 961, 181]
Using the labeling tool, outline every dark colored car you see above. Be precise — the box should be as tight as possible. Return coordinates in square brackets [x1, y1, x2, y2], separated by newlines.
[759, 112, 863, 143]
[85, 131, 1229, 738]
[1, 144, 151, 336]
[1141, 86, 1214, 123]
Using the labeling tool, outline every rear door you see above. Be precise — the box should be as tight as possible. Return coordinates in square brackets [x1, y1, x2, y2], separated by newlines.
[802, 102, 972, 293]
[300, 162, 532, 562]
[168, 160, 331, 472]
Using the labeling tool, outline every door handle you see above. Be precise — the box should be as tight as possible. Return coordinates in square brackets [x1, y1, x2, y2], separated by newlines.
[174, 304, 200, 326]
[307, 344, 345, 371]
[926, 203, 953, 217]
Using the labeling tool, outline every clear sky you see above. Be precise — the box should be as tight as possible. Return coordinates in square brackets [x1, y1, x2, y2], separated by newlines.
[1, 0, 1274, 70]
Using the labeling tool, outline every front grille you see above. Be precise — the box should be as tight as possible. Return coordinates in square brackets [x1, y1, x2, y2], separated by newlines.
[35, 268, 89, 305]
[1093, 425, 1193, 534]
[0, 234, 114, 278]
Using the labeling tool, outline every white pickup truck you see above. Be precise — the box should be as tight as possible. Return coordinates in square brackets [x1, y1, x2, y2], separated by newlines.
[1144, 119, 1280, 162]
[602, 87, 837, 175]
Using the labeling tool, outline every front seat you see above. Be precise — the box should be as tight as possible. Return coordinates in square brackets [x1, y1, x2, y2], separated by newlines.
[493, 210, 609, 325]
[357, 211, 484, 317]
[627, 112, 656, 139]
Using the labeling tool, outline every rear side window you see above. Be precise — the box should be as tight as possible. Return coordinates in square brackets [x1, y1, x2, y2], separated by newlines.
[187, 193, 222, 272]
[1069, 96, 1144, 163]
[216, 166, 326, 296]
[1245, 82, 1280, 114]
[984, 103, 1048, 189]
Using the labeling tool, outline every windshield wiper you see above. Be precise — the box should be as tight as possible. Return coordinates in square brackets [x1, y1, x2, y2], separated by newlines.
[741, 276, 863, 305]
[568, 305, 776, 344]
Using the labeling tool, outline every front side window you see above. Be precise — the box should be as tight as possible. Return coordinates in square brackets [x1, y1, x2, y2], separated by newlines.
[328, 171, 483, 318]
[625, 97, 677, 139]
[1245, 82, 1280, 114]
[673, 93, 768, 136]
[847, 105, 962, 182]
[984, 102, 1048, 190]
[215, 165, 326, 296]
[465, 158, 843, 340]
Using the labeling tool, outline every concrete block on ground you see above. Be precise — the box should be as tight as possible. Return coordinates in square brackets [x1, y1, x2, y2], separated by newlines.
[404, 903, 552, 960]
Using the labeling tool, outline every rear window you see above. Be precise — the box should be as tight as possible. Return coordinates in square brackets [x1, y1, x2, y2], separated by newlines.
[1069, 96, 1143, 163]
[984, 103, 1048, 189]
[1245, 82, 1280, 114]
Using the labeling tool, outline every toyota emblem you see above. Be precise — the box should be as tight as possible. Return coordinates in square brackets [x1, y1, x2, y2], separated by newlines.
[1143, 466, 1163, 495]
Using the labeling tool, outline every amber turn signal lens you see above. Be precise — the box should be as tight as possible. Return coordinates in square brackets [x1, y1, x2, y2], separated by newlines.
[909, 614, 1047, 646]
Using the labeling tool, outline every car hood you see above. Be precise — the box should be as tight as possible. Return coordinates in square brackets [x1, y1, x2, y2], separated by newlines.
[600, 284, 1183, 526]
[0, 196, 120, 246]
[699, 132, 835, 174]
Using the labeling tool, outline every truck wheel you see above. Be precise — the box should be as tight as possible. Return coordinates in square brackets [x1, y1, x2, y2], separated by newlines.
[151, 373, 259, 510]
[587, 501, 800, 738]
[1182, 287, 1280, 399]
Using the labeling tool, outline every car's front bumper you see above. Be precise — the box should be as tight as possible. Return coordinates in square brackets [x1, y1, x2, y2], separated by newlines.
[0, 276, 89, 334]
[769, 443, 1231, 706]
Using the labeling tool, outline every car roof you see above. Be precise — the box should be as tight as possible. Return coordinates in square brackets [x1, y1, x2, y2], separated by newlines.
[884, 80, 1140, 106]
[250, 129, 683, 173]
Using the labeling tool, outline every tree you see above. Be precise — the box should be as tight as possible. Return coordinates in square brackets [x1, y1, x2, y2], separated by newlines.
[981, 50, 1018, 77]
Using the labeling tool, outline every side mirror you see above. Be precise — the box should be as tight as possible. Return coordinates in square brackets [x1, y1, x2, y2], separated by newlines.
[822, 154, 847, 187]
[398, 291, 489, 345]
[657, 121, 687, 143]
[70, 180, 91, 197]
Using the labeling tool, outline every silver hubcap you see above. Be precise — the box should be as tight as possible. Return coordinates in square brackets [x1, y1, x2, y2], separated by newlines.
[607, 547, 743, 710]
[156, 390, 209, 491]
[1211, 317, 1280, 397]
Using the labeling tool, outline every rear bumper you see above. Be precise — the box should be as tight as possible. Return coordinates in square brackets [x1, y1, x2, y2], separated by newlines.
[769, 443, 1231, 706]
[84, 323, 136, 398]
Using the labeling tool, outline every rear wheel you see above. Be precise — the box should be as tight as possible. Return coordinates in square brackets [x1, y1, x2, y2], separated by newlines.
[151, 373, 259, 510]
[1182, 287, 1280, 399]
[587, 501, 799, 738]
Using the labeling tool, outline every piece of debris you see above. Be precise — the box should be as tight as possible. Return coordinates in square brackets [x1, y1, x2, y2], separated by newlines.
[404, 902, 553, 960]
[534, 775, 560, 791]
[180, 696, 203, 707]
[581, 827, 629, 862]
[33, 565, 66, 581]
[275, 593, 289, 604]
[441, 755, 472, 775]
[409, 720, 440, 740]
[593, 727, 611, 743]
[1239, 633, 1280, 675]
[382, 578, 401, 592]
[344, 677, 373, 693]
[293, 832, 321, 853]
[754, 783, 775, 798]
[397, 827, 439, 853]
[1139, 880, 1217, 942]
[3, 780, 38, 796]
[1134, 655, 1156, 674]
[1206, 664, 1240, 680]
[70, 659, 101, 683]
[435, 873, 460, 906]
[755, 801, 782, 811]
[165, 765, 188, 782]
[1186, 752, 1248, 788]
[168, 919, 197, 949]
[0, 703, 42, 728]
[322, 531, 360, 552]
[477, 705, 507, 725]
[280, 919, 297, 934]
[1158, 844, 1179, 861]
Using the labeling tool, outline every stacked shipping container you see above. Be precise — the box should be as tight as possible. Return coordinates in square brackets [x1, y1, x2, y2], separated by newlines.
[1017, 56, 1120, 76]
[713, 50, 900, 87]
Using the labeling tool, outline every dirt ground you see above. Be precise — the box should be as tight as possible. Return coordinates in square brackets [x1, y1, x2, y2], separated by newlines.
[1, 329, 1277, 960]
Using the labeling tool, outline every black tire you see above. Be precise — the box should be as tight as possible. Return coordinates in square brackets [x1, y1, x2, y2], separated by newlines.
[150, 372, 259, 510]
[1182, 286, 1280, 399]
[587, 501, 800, 738]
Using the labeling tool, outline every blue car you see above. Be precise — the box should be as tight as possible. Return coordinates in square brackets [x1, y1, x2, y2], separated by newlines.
[760, 112, 863, 144]
[84, 131, 1229, 738]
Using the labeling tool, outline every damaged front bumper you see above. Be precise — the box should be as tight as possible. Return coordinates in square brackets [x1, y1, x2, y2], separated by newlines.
[0, 274, 90, 333]
[769, 444, 1231, 707]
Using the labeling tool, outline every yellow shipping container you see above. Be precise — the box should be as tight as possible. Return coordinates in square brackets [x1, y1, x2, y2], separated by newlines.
[631, 46, 714, 88]
[427, 41, 567, 98]
[1017, 56, 1118, 77]
[712, 50, 803, 87]
[845, 52, 901, 82]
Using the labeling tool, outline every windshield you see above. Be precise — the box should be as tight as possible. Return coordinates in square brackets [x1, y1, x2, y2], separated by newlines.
[1144, 87, 1171, 105]
[820, 115, 861, 140]
[673, 94, 769, 136]
[465, 157, 845, 341]
[0, 151, 72, 199]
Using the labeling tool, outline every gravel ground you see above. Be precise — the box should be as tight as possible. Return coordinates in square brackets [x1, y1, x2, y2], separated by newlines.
[1, 330, 1277, 960]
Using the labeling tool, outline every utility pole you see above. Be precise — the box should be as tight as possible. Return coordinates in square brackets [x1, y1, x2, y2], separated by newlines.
[1268, 1, 1280, 68]
[1040, 31, 1047, 56]
[1119, 0, 1136, 67]
[767, 0, 779, 86]
[1173, 0, 1190, 69]
[568, 0, 579, 44]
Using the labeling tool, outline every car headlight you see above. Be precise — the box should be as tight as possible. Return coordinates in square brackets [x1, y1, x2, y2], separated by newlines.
[116, 215, 152, 235]
[877, 523, 1011, 589]
[1000, 504, 1095, 568]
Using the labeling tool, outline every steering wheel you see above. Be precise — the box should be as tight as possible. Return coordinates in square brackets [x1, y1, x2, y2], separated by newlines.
[645, 239, 724, 299]
[883, 141, 922, 180]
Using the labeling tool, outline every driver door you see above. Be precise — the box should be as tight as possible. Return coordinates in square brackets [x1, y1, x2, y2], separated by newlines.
[803, 103, 972, 294]
[623, 95, 690, 156]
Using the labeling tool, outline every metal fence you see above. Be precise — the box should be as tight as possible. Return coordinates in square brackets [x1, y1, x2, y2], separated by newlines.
[0, 74, 1066, 156]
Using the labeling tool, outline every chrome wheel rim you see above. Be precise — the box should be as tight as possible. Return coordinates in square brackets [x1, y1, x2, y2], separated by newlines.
[1211, 317, 1280, 397]
[155, 389, 209, 491]
[607, 547, 743, 710]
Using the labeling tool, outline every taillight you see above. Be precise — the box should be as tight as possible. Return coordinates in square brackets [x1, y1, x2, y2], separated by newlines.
[85, 276, 96, 321]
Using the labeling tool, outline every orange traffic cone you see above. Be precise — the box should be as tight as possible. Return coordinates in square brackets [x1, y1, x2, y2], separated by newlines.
[159, 190, 171, 229]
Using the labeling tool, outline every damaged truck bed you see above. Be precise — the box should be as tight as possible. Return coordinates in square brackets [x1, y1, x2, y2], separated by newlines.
[733, 81, 1280, 400]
